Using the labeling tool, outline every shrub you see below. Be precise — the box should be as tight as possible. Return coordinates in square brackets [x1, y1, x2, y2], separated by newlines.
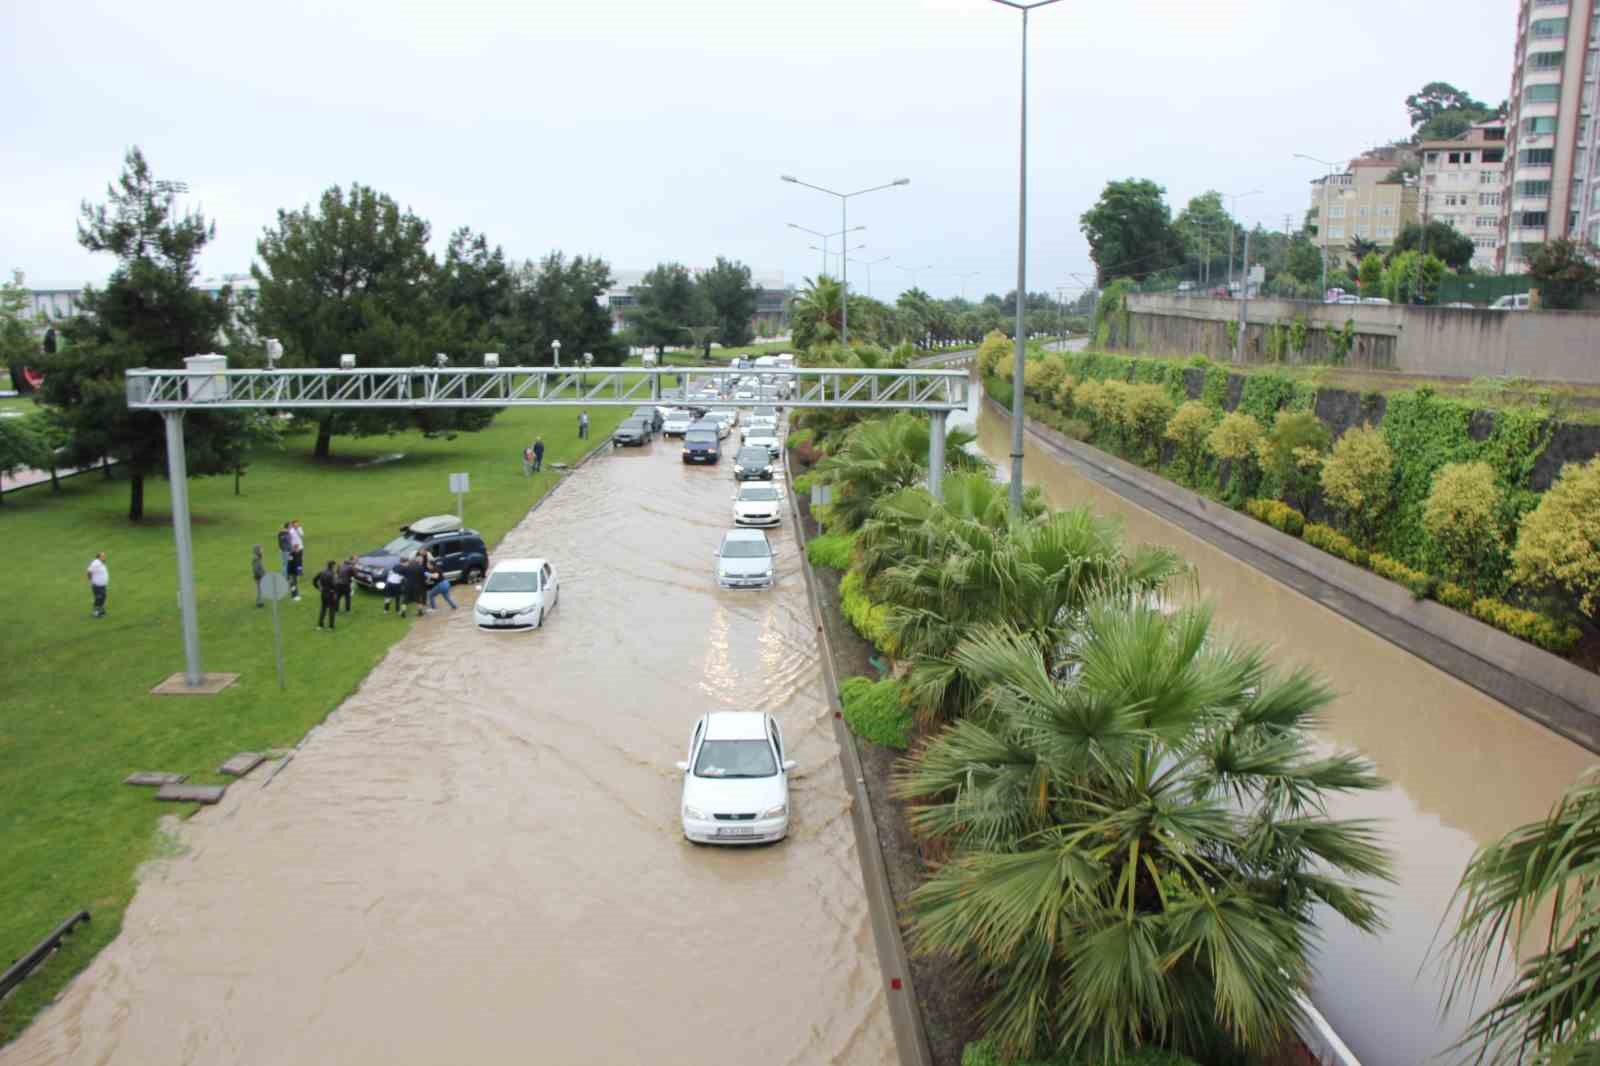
[838, 676, 912, 748]
[1028, 355, 1067, 398]
[1073, 378, 1105, 431]
[1255, 410, 1330, 510]
[840, 570, 896, 655]
[976, 329, 1011, 376]
[1164, 400, 1216, 483]
[1205, 411, 1264, 502]
[1321, 424, 1394, 544]
[1369, 551, 1435, 599]
[1051, 374, 1078, 413]
[1245, 498, 1306, 537]
[961, 1039, 1200, 1066]
[1511, 456, 1600, 622]
[1470, 596, 1583, 655]
[1118, 383, 1176, 464]
[786, 428, 815, 449]
[806, 531, 854, 570]
[1436, 581, 1475, 610]
[791, 472, 814, 497]
[1057, 418, 1093, 441]
[1305, 522, 1368, 567]
[1421, 461, 1506, 591]
[812, 502, 836, 530]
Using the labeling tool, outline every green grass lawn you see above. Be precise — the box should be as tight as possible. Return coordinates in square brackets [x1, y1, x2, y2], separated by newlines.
[0, 403, 627, 1044]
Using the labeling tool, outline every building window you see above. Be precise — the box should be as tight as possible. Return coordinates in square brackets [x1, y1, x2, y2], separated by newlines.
[1379, 205, 1395, 217]
[1354, 225, 1369, 236]
[1449, 151, 1463, 164]
[1329, 226, 1345, 239]
[1528, 50, 1566, 71]
[1480, 191, 1502, 206]
[1426, 152, 1440, 164]
[1481, 170, 1503, 184]
[1517, 179, 1554, 197]
[1482, 148, 1505, 163]
[1329, 205, 1345, 218]
[1530, 18, 1567, 37]
[1525, 82, 1563, 103]
[1475, 215, 1499, 227]
[1523, 116, 1560, 135]
[1377, 225, 1395, 238]
[1517, 211, 1549, 227]
[1358, 206, 1370, 217]
[1519, 147, 1556, 165]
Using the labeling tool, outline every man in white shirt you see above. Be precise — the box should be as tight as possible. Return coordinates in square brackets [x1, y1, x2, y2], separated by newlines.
[86, 551, 109, 617]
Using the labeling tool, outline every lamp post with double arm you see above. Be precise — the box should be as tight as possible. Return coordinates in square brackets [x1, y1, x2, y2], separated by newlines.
[781, 175, 910, 346]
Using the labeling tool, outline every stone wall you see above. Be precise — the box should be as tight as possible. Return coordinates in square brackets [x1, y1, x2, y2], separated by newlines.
[1126, 293, 1600, 385]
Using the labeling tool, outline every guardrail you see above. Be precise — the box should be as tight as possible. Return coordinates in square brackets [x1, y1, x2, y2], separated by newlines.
[1, 910, 90, 1002]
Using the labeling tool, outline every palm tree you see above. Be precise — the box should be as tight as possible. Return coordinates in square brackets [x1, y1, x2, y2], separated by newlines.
[895, 601, 1393, 1061]
[1436, 771, 1600, 1064]
[813, 412, 981, 532]
[791, 275, 843, 350]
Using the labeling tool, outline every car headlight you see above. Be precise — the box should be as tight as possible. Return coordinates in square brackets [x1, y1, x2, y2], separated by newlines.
[683, 804, 711, 820]
[761, 804, 787, 819]
[475, 606, 491, 615]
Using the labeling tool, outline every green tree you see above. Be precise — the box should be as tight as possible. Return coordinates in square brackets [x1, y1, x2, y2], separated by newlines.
[252, 183, 494, 458]
[1173, 191, 1237, 280]
[1527, 239, 1600, 310]
[40, 147, 248, 519]
[1437, 770, 1600, 1064]
[437, 227, 512, 339]
[508, 252, 624, 367]
[896, 602, 1391, 1060]
[1164, 400, 1216, 483]
[1321, 425, 1395, 544]
[696, 256, 759, 348]
[0, 413, 49, 504]
[1284, 237, 1325, 286]
[791, 275, 843, 351]
[1, 271, 40, 396]
[1206, 411, 1265, 502]
[1511, 455, 1600, 621]
[1256, 410, 1331, 511]
[1393, 221, 1476, 273]
[630, 262, 703, 354]
[813, 412, 981, 532]
[1422, 461, 1505, 591]
[1406, 81, 1491, 130]
[1080, 179, 1184, 285]
[1358, 253, 1384, 295]
[1383, 251, 1446, 304]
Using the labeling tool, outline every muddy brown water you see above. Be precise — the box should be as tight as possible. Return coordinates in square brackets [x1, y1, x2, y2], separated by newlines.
[962, 398, 1594, 1065]
[2, 437, 895, 1066]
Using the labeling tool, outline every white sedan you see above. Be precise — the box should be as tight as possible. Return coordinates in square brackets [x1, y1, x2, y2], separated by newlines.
[474, 558, 559, 631]
[743, 427, 781, 458]
[732, 482, 783, 527]
[661, 409, 696, 436]
[677, 711, 794, 845]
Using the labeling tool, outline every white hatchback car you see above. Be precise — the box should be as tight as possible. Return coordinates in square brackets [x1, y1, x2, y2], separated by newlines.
[677, 711, 794, 845]
[743, 427, 781, 458]
[732, 482, 783, 527]
[661, 409, 696, 436]
[473, 558, 559, 631]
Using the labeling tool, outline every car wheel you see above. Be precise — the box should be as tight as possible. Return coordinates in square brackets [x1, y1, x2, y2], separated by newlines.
[536, 607, 544, 629]
[464, 566, 483, 585]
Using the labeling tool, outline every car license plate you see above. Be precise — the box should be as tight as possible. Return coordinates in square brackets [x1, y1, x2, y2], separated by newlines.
[716, 826, 757, 837]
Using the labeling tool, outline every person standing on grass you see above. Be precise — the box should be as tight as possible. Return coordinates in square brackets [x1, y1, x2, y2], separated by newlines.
[86, 551, 108, 618]
[252, 545, 266, 607]
[522, 445, 534, 477]
[286, 519, 305, 601]
[402, 551, 427, 616]
[578, 410, 589, 440]
[277, 522, 293, 571]
[336, 555, 356, 612]
[426, 557, 458, 612]
[313, 560, 340, 631]
[532, 437, 545, 473]
[381, 563, 407, 616]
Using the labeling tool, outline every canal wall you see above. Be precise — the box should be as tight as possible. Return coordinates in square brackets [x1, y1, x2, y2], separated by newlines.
[984, 392, 1600, 753]
[1124, 293, 1600, 386]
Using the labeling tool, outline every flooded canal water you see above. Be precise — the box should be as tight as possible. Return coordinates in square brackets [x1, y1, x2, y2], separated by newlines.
[964, 396, 1595, 1065]
[2, 436, 895, 1065]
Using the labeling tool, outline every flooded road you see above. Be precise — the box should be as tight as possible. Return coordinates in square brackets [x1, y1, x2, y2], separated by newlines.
[964, 398, 1594, 1065]
[4, 434, 895, 1066]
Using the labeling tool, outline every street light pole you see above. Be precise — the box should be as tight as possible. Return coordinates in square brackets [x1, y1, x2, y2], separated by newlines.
[954, 270, 980, 301]
[849, 255, 891, 298]
[895, 263, 934, 291]
[1222, 187, 1263, 294]
[992, 0, 1063, 515]
[782, 175, 910, 346]
[789, 222, 865, 281]
[1294, 153, 1340, 296]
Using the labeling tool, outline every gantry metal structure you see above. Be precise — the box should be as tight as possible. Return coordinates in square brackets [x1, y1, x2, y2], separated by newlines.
[125, 361, 969, 687]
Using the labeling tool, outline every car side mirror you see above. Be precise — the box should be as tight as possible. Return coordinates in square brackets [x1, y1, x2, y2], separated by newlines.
[675, 761, 690, 772]
[782, 759, 797, 771]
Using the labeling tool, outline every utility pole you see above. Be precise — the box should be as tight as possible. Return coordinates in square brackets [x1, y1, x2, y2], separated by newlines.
[1235, 229, 1252, 363]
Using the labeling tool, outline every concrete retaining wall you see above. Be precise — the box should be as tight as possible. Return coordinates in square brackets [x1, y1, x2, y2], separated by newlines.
[1126, 293, 1600, 385]
[986, 392, 1600, 753]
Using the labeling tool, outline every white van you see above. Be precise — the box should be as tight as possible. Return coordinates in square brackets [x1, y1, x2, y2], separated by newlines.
[1490, 293, 1531, 310]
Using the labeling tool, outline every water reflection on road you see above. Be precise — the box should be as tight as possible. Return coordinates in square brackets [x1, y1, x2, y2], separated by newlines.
[3, 437, 894, 1066]
[963, 396, 1592, 1065]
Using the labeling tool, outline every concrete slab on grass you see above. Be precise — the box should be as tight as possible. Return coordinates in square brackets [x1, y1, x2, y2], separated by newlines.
[150, 672, 240, 696]
[124, 772, 188, 787]
[219, 752, 265, 777]
[156, 783, 227, 805]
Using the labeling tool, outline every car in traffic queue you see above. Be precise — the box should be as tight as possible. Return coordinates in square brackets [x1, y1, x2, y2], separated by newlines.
[742, 426, 781, 459]
[732, 482, 783, 527]
[612, 418, 654, 446]
[707, 407, 739, 432]
[632, 405, 664, 432]
[677, 711, 794, 845]
[354, 515, 488, 590]
[732, 445, 774, 481]
[661, 408, 696, 436]
[714, 527, 776, 589]
[691, 416, 730, 441]
[473, 558, 560, 631]
[682, 424, 722, 464]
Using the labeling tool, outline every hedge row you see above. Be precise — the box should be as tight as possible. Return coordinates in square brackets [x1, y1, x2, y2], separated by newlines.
[838, 676, 912, 749]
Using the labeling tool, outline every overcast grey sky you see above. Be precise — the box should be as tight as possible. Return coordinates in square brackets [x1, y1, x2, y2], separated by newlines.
[3, 0, 1514, 302]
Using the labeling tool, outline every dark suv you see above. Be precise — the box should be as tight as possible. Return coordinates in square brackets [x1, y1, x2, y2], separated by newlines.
[682, 425, 721, 464]
[631, 405, 664, 432]
[353, 515, 488, 589]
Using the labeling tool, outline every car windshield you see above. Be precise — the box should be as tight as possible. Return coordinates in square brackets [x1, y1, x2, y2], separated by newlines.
[686, 431, 717, 443]
[720, 538, 770, 559]
[694, 739, 777, 778]
[755, 407, 776, 417]
[748, 431, 774, 441]
[738, 449, 768, 463]
[484, 570, 539, 593]
[739, 486, 780, 502]
[380, 536, 421, 556]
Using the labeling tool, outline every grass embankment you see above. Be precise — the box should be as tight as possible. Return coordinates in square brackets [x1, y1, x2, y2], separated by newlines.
[0, 404, 626, 1043]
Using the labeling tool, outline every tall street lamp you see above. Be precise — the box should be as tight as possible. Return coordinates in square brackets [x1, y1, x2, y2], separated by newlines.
[848, 254, 891, 298]
[1222, 187, 1262, 293]
[781, 174, 910, 346]
[1294, 153, 1340, 296]
[789, 222, 864, 280]
[954, 270, 981, 301]
[992, 0, 1063, 515]
[895, 263, 934, 290]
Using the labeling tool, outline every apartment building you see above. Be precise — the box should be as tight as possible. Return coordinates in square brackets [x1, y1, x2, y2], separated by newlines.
[1308, 157, 1421, 261]
[1500, 0, 1600, 272]
[1421, 119, 1509, 272]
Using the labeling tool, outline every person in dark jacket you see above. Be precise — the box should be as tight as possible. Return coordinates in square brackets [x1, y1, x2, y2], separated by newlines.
[402, 553, 427, 616]
[252, 545, 266, 607]
[532, 437, 545, 472]
[381, 563, 407, 616]
[313, 560, 340, 630]
[336, 555, 356, 612]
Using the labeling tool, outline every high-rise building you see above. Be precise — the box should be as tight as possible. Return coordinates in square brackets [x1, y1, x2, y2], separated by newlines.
[1420, 119, 1509, 272]
[1499, 0, 1600, 272]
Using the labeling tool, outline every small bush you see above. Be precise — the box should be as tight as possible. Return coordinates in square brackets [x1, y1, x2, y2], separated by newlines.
[806, 531, 854, 570]
[786, 428, 815, 449]
[1511, 455, 1600, 621]
[1470, 596, 1583, 655]
[1369, 552, 1435, 599]
[840, 570, 896, 655]
[838, 676, 912, 749]
[961, 1038, 1200, 1066]
[1422, 461, 1506, 590]
[1305, 522, 1368, 567]
[1052, 374, 1077, 412]
[976, 330, 1011, 377]
[812, 502, 836, 531]
[1057, 418, 1092, 441]
[1320, 424, 1394, 544]
[791, 473, 814, 497]
[1245, 498, 1306, 537]
[1436, 581, 1475, 610]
